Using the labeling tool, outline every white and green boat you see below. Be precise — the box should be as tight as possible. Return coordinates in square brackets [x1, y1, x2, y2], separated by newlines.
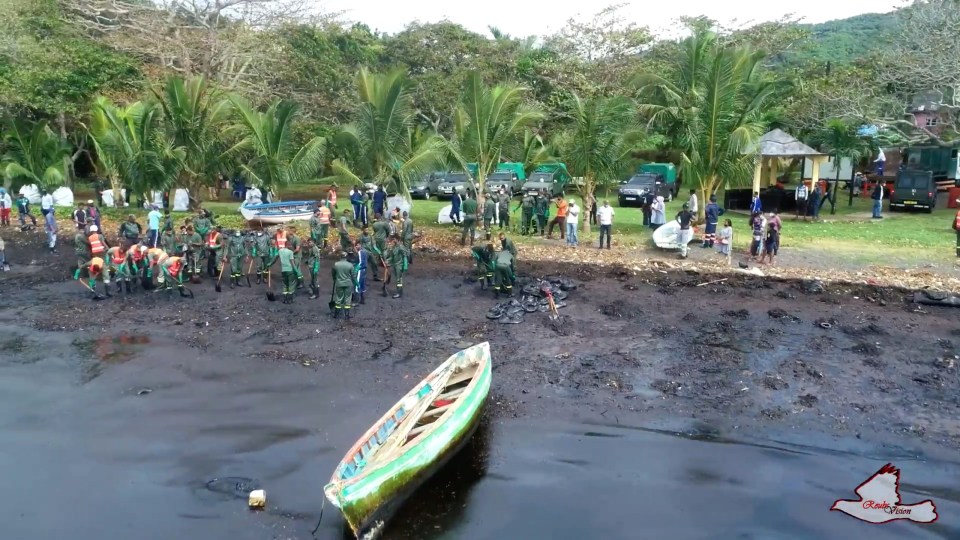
[324, 342, 492, 539]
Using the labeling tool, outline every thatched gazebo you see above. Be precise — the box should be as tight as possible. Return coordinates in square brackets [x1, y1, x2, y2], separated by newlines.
[750, 129, 827, 193]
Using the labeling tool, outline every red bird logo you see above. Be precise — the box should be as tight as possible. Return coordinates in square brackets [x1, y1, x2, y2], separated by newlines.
[831, 463, 937, 524]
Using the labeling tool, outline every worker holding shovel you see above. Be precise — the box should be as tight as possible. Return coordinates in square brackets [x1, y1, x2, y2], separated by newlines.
[74, 257, 111, 299]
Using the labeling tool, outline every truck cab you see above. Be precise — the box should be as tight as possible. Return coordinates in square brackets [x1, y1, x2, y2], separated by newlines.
[522, 163, 571, 197]
[890, 169, 937, 213]
[637, 163, 678, 200]
[485, 162, 526, 196]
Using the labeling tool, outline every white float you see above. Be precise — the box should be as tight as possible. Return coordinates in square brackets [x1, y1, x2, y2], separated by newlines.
[18, 184, 41, 204]
[100, 188, 128, 208]
[52, 186, 74, 207]
[173, 189, 190, 211]
[385, 194, 411, 217]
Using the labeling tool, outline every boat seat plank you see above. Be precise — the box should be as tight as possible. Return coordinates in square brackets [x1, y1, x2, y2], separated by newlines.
[445, 369, 478, 387]
[420, 402, 455, 419]
[436, 388, 466, 401]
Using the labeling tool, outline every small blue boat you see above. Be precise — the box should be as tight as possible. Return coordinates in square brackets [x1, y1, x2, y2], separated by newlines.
[238, 200, 316, 224]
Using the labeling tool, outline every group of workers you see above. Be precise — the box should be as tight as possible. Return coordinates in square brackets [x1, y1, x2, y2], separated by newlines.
[470, 231, 519, 296]
[454, 188, 572, 245]
[70, 202, 416, 320]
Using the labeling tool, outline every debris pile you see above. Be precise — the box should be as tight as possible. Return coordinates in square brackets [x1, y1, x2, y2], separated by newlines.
[485, 276, 576, 324]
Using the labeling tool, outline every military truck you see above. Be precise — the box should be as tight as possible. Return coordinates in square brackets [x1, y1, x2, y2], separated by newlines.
[485, 162, 526, 196]
[637, 163, 678, 200]
[521, 163, 571, 197]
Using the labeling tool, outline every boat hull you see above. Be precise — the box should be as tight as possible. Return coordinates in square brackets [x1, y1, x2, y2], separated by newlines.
[238, 201, 315, 224]
[327, 344, 491, 538]
[652, 220, 696, 249]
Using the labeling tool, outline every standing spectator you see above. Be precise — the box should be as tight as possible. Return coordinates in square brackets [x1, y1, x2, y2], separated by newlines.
[0, 188, 11, 226]
[874, 148, 886, 176]
[676, 202, 694, 259]
[72, 203, 87, 231]
[44, 207, 58, 253]
[760, 222, 779, 266]
[119, 214, 142, 249]
[40, 189, 54, 217]
[750, 191, 762, 216]
[566, 198, 579, 247]
[871, 180, 884, 219]
[809, 185, 821, 220]
[86, 200, 101, 230]
[350, 185, 363, 223]
[327, 184, 338, 209]
[794, 181, 808, 221]
[244, 184, 263, 205]
[641, 191, 653, 227]
[717, 218, 733, 262]
[597, 200, 614, 249]
[547, 196, 568, 240]
[768, 209, 782, 232]
[701, 194, 721, 248]
[589, 199, 598, 226]
[373, 186, 386, 217]
[162, 209, 173, 232]
[750, 212, 765, 260]
[450, 189, 463, 225]
[687, 189, 698, 214]
[15, 192, 37, 228]
[147, 205, 162, 248]
[650, 196, 666, 230]
[534, 190, 550, 237]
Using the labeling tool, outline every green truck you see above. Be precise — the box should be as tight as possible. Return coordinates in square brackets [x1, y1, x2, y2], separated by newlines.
[521, 163, 571, 197]
[485, 162, 526, 195]
[637, 163, 679, 200]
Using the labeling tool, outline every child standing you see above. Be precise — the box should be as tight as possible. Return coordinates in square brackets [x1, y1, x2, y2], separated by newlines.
[750, 213, 765, 259]
[761, 223, 780, 265]
[717, 219, 733, 260]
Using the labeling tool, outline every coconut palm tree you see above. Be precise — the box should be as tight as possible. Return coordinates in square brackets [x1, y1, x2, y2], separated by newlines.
[87, 97, 185, 206]
[636, 28, 782, 220]
[152, 75, 234, 207]
[446, 72, 543, 202]
[331, 68, 442, 200]
[512, 130, 554, 178]
[812, 119, 874, 213]
[2, 119, 70, 192]
[564, 94, 640, 234]
[227, 98, 326, 198]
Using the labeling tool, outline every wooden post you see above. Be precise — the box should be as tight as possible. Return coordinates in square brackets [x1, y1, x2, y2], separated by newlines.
[752, 158, 763, 194]
[768, 159, 779, 187]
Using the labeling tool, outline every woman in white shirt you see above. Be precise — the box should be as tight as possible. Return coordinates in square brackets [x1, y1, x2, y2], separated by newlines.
[651, 196, 666, 229]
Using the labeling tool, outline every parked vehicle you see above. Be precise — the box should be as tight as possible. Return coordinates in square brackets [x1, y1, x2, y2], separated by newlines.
[889, 169, 937, 213]
[410, 172, 448, 200]
[437, 172, 475, 199]
[485, 163, 526, 195]
[522, 163, 571, 197]
[617, 173, 671, 207]
[637, 163, 678, 200]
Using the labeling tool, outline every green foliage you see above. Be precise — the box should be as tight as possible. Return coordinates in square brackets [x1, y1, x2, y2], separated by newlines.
[227, 98, 326, 193]
[790, 12, 897, 67]
[2, 118, 69, 191]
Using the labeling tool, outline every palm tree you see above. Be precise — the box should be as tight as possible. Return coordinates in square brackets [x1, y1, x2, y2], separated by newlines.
[227, 98, 326, 198]
[152, 76, 234, 207]
[812, 119, 874, 214]
[331, 68, 442, 200]
[87, 97, 185, 206]
[512, 130, 554, 178]
[2, 119, 70, 192]
[636, 29, 782, 220]
[564, 94, 640, 234]
[446, 72, 543, 202]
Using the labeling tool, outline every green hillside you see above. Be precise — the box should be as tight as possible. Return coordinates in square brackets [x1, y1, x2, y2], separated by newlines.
[792, 12, 898, 65]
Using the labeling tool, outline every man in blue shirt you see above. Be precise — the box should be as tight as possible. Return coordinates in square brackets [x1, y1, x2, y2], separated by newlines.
[701, 194, 723, 248]
[147, 205, 162, 248]
[373, 186, 386, 217]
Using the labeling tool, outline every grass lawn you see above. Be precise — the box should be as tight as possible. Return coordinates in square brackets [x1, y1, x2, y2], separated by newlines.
[68, 185, 959, 268]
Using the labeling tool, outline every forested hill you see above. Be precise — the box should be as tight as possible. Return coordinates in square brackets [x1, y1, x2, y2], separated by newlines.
[791, 12, 898, 65]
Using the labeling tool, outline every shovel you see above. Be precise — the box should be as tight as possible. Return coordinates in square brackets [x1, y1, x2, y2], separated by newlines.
[214, 258, 227, 293]
[543, 286, 560, 320]
[246, 258, 254, 287]
[265, 269, 276, 301]
[77, 279, 105, 301]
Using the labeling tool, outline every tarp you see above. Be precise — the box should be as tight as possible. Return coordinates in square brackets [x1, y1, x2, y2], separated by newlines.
[52, 187, 74, 207]
[101, 189, 127, 208]
[437, 204, 455, 224]
[143, 191, 164, 209]
[18, 185, 41, 204]
[173, 189, 189, 211]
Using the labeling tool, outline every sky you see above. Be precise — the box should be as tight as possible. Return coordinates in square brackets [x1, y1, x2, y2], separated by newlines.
[324, 0, 911, 37]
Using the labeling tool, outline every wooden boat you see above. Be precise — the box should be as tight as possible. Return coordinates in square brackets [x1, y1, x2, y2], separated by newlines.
[324, 342, 492, 539]
[238, 200, 316, 224]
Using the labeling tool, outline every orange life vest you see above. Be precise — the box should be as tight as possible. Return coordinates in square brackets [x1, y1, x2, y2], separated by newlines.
[328, 189, 337, 205]
[127, 245, 145, 262]
[147, 248, 167, 266]
[317, 207, 331, 225]
[165, 256, 183, 276]
[108, 247, 125, 265]
[207, 231, 221, 248]
[89, 257, 104, 274]
[88, 233, 105, 255]
[275, 230, 287, 249]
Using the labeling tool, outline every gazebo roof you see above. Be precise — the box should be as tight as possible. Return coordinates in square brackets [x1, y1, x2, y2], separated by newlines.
[752, 129, 824, 157]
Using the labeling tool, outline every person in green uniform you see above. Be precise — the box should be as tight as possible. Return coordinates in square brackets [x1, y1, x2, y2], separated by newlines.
[460, 193, 478, 246]
[184, 225, 203, 278]
[227, 230, 246, 288]
[332, 252, 358, 319]
[482, 200, 495, 238]
[193, 208, 212, 273]
[309, 209, 323, 245]
[534, 190, 550, 237]
[338, 209, 352, 252]
[74, 229, 90, 268]
[250, 231, 271, 284]
[519, 192, 535, 235]
[401, 211, 414, 264]
[286, 225, 304, 289]
[119, 214, 142, 249]
[371, 214, 389, 281]
[471, 243, 495, 290]
[303, 237, 322, 299]
[493, 248, 515, 297]
[162, 209, 173, 232]
[359, 225, 374, 253]
[160, 228, 176, 254]
[277, 244, 296, 304]
[206, 225, 225, 277]
[499, 232, 517, 274]
[498, 192, 511, 231]
[386, 236, 409, 299]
